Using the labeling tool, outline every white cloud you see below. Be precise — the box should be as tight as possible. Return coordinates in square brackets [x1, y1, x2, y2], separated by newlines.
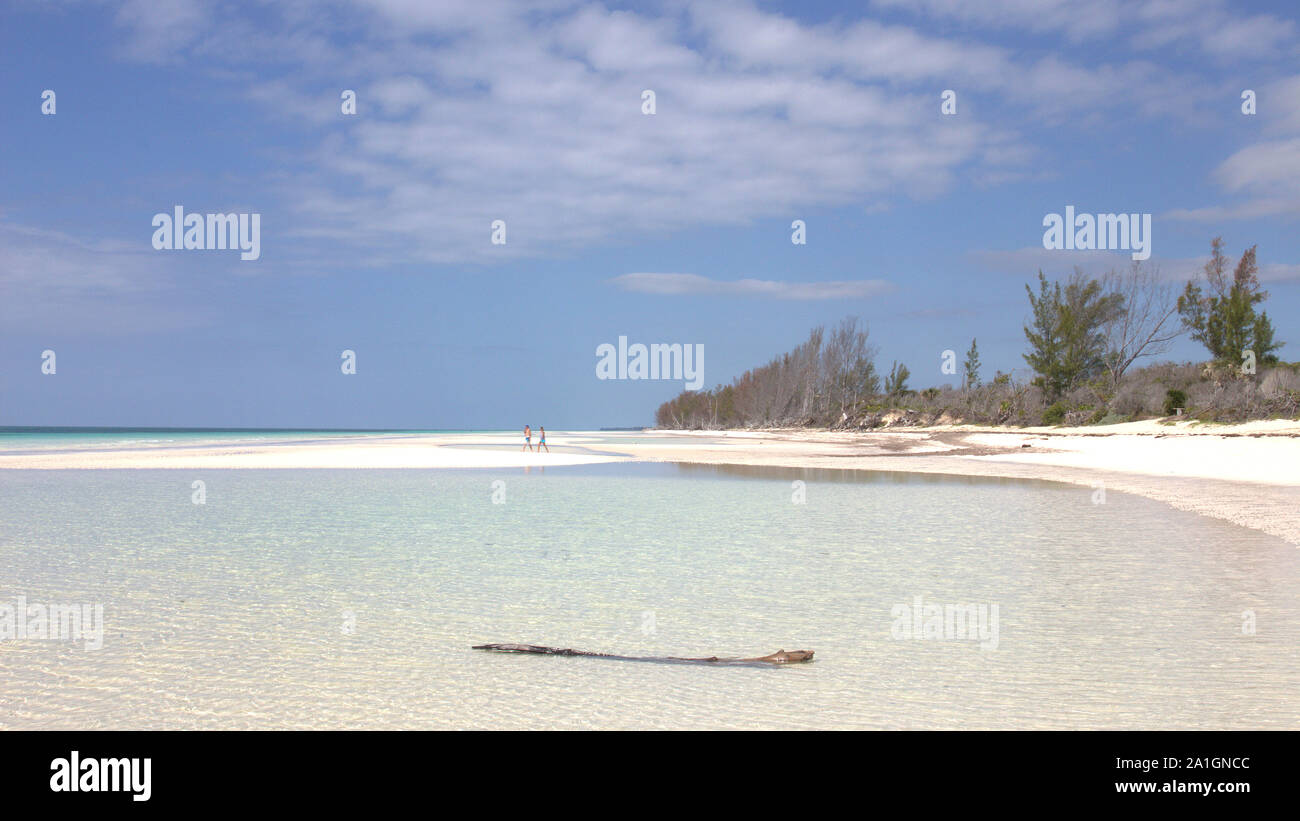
[1260, 262, 1300, 282]
[88, 0, 1237, 267]
[72, 0, 1300, 268]
[112, 0, 209, 63]
[1167, 76, 1300, 223]
[1164, 199, 1300, 223]
[973, 245, 1300, 283]
[0, 222, 208, 333]
[609, 272, 895, 300]
[972, 247, 1142, 280]
[872, 0, 1123, 40]
[875, 0, 1297, 60]
[1214, 137, 1300, 197]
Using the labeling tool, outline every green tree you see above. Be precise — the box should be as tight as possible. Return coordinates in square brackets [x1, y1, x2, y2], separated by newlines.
[1177, 238, 1283, 365]
[1023, 270, 1124, 401]
[1023, 273, 1064, 397]
[884, 361, 911, 395]
[963, 338, 981, 388]
[1253, 312, 1279, 365]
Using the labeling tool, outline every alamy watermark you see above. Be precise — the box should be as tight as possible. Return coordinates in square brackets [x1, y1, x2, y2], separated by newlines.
[596, 336, 704, 390]
[891, 595, 999, 650]
[50, 751, 150, 802]
[152, 206, 261, 260]
[0, 595, 104, 650]
[1042, 206, 1151, 261]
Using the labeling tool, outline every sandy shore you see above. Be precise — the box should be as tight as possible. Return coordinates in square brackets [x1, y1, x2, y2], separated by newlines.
[612, 423, 1300, 546]
[3, 421, 1299, 544]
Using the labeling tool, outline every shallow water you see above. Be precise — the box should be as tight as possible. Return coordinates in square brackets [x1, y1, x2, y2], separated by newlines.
[0, 428, 452, 454]
[1, 462, 1297, 729]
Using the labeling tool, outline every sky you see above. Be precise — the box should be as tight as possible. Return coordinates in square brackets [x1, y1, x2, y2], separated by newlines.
[2, 0, 1298, 429]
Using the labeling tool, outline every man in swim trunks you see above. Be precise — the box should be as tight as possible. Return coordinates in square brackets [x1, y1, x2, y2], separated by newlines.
[522, 425, 532, 452]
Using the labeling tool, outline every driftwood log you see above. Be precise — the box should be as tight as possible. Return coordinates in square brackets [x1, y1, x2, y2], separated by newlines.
[472, 643, 813, 666]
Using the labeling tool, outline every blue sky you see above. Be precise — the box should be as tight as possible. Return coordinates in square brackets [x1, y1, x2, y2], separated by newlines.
[2, 0, 1298, 428]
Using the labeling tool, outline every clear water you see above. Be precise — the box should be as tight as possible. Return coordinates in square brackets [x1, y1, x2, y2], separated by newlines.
[2, 462, 1297, 729]
[0, 428, 472, 454]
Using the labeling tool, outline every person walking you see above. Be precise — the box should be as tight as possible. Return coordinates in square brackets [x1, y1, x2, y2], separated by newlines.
[537, 426, 549, 453]
[522, 425, 533, 452]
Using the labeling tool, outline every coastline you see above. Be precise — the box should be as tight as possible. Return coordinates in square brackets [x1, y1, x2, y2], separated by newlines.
[620, 424, 1300, 547]
[3, 421, 1298, 545]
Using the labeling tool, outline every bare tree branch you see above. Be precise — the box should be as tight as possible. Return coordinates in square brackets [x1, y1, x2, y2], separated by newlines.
[1103, 261, 1184, 389]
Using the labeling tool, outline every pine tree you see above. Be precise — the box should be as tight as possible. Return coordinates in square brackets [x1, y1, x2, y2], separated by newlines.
[963, 338, 981, 388]
[885, 361, 911, 396]
[1178, 238, 1283, 365]
[1023, 272, 1066, 398]
[1023, 270, 1124, 400]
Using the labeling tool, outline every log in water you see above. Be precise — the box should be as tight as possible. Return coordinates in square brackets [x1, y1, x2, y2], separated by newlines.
[472, 643, 814, 665]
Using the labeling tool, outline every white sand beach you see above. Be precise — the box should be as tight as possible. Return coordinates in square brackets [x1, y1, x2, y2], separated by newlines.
[614, 423, 1300, 546]
[4, 422, 1299, 545]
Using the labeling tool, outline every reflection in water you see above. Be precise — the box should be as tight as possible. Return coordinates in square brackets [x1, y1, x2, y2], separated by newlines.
[670, 461, 1059, 489]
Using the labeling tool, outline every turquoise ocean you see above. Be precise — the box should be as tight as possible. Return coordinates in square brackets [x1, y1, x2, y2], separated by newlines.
[1, 431, 1297, 729]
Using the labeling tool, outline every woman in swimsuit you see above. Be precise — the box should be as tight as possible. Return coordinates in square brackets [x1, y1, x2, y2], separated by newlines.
[538, 426, 549, 453]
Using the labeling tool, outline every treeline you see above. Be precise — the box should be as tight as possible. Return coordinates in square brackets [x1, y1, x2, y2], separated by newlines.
[654, 317, 878, 428]
[655, 237, 1296, 429]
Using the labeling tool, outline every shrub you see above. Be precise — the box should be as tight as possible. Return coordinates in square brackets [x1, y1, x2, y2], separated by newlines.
[1163, 389, 1188, 416]
[1261, 366, 1300, 397]
[1042, 402, 1068, 425]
